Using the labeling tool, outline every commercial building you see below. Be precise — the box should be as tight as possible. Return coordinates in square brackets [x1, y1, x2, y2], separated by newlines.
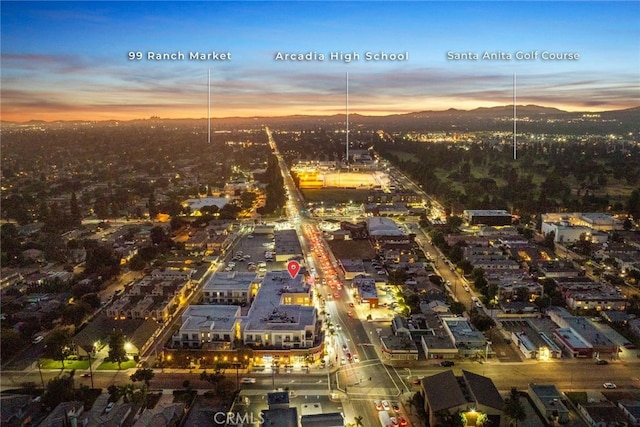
[542, 212, 623, 231]
[549, 307, 618, 358]
[274, 229, 303, 262]
[366, 217, 411, 247]
[173, 271, 319, 356]
[541, 221, 608, 244]
[463, 209, 512, 226]
[352, 275, 379, 308]
[379, 335, 419, 361]
[441, 317, 491, 359]
[338, 258, 366, 280]
[243, 271, 317, 349]
[528, 384, 569, 424]
[418, 313, 458, 360]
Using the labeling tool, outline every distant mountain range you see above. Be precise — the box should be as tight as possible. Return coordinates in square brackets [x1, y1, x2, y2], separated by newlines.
[3, 105, 639, 134]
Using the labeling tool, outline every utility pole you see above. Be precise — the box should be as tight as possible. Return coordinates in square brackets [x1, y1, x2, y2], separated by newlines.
[37, 358, 45, 390]
[88, 351, 94, 388]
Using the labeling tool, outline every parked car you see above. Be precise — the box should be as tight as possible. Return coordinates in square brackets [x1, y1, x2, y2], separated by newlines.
[596, 359, 609, 365]
[240, 378, 256, 384]
[105, 402, 115, 413]
[440, 360, 455, 367]
[603, 382, 617, 389]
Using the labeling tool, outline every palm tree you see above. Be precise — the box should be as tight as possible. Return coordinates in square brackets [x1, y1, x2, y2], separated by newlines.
[503, 387, 526, 426]
[354, 415, 364, 427]
[117, 383, 135, 403]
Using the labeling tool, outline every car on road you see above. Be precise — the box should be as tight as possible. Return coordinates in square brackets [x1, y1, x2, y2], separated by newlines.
[596, 359, 609, 365]
[440, 360, 455, 367]
[32, 336, 44, 344]
[240, 378, 256, 384]
[347, 311, 353, 317]
[382, 400, 391, 411]
[398, 416, 408, 426]
[353, 355, 359, 363]
[475, 302, 483, 308]
[464, 286, 470, 292]
[349, 302, 354, 307]
[105, 402, 114, 413]
[392, 402, 400, 412]
[81, 373, 92, 377]
[603, 382, 617, 389]
[374, 400, 383, 410]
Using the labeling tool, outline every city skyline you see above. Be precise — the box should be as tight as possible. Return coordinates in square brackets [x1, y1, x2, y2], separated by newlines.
[1, 1, 639, 122]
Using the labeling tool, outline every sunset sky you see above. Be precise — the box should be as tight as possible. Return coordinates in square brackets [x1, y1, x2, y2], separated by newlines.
[1, 1, 639, 122]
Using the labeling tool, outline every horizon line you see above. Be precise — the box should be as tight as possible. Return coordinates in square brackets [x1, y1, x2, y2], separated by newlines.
[3, 103, 638, 125]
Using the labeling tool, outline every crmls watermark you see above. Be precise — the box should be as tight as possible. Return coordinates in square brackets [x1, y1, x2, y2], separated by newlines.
[213, 412, 265, 426]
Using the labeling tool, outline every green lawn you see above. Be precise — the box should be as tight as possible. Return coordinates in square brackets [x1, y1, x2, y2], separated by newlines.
[39, 358, 89, 370]
[96, 359, 137, 370]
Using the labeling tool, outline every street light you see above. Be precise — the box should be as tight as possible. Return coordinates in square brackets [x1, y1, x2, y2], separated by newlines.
[233, 361, 241, 391]
[37, 358, 45, 390]
[485, 341, 492, 362]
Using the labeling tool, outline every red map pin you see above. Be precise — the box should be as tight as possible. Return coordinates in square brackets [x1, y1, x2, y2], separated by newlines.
[287, 260, 300, 279]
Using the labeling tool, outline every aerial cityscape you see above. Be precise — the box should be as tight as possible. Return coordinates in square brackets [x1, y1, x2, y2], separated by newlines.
[1, 1, 639, 427]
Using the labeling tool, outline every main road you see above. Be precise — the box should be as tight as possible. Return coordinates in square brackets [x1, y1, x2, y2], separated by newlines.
[3, 358, 638, 394]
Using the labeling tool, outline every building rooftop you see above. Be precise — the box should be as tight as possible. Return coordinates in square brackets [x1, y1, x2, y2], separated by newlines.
[422, 370, 468, 413]
[562, 316, 617, 347]
[354, 276, 377, 299]
[463, 370, 504, 411]
[443, 317, 487, 347]
[380, 335, 418, 352]
[181, 305, 240, 332]
[203, 271, 258, 292]
[261, 408, 298, 427]
[274, 229, 303, 257]
[244, 271, 315, 332]
[366, 217, 405, 236]
[183, 197, 230, 211]
[464, 209, 511, 216]
[339, 258, 365, 273]
[554, 327, 591, 349]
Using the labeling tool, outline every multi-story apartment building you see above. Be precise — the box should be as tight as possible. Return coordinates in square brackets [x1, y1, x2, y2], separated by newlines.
[202, 271, 260, 305]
